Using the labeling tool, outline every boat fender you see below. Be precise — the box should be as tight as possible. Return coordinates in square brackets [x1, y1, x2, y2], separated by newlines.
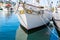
[26, 9, 32, 14]
[20, 10, 25, 14]
[18, 7, 25, 14]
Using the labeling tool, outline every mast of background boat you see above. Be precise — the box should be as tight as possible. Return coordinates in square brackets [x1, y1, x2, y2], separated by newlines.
[50, 1, 54, 12]
[56, 1, 58, 13]
[14, 0, 20, 14]
[7, 0, 11, 15]
[47, 0, 50, 9]
[56, 0, 60, 13]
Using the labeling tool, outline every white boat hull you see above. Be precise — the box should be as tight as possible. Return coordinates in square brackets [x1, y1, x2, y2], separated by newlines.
[16, 10, 52, 30]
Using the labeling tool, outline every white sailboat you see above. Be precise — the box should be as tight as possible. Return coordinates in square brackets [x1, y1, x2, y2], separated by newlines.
[16, 0, 52, 30]
[52, 0, 60, 32]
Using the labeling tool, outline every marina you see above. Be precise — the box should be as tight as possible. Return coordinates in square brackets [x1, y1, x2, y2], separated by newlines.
[0, 0, 60, 40]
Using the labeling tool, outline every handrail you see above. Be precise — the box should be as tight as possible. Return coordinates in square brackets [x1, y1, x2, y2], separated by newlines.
[20, 2, 44, 9]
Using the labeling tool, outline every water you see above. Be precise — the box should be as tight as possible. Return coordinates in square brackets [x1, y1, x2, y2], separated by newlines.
[0, 10, 59, 40]
[0, 12, 20, 40]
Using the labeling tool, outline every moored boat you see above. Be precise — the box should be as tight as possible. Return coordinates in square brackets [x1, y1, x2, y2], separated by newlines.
[16, 0, 52, 30]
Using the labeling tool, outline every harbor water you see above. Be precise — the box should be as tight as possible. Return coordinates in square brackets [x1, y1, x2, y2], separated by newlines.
[0, 12, 20, 40]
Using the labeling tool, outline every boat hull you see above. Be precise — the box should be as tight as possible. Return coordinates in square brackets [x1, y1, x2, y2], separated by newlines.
[17, 10, 52, 30]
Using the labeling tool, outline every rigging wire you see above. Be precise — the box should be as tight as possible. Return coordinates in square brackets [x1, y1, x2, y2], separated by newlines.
[39, 11, 59, 39]
[14, 1, 28, 29]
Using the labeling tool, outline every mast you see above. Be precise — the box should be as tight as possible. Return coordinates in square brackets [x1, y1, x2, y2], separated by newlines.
[57, 0, 60, 7]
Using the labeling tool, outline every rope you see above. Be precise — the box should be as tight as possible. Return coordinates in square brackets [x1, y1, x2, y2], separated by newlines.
[14, 1, 28, 29]
[39, 11, 59, 39]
